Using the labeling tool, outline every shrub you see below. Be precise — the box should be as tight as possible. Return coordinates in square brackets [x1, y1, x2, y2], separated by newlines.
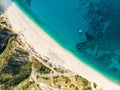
[93, 83, 97, 88]
[70, 84, 75, 88]
[42, 77, 49, 80]
[64, 77, 71, 84]
[82, 78, 89, 86]
[58, 85, 61, 89]
[75, 87, 79, 90]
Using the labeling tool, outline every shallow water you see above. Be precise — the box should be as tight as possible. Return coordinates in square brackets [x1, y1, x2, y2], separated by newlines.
[13, 0, 120, 83]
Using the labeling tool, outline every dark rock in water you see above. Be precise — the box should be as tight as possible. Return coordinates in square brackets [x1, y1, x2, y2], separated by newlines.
[76, 42, 87, 51]
[85, 32, 93, 40]
[94, 31, 105, 40]
[20, 0, 31, 7]
[83, 0, 112, 40]
[28, 0, 31, 6]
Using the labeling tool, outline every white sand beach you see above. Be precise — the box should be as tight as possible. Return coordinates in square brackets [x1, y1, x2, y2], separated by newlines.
[1, 0, 120, 90]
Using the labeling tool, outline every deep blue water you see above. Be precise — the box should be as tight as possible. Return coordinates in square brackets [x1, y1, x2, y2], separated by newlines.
[13, 0, 120, 84]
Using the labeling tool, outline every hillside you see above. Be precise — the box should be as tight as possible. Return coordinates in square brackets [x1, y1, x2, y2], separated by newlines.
[0, 14, 99, 90]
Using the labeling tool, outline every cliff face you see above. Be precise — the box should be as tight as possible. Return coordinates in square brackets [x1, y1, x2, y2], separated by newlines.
[0, 15, 32, 90]
[0, 15, 13, 54]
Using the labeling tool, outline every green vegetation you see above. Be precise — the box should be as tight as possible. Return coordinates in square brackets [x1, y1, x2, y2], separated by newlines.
[74, 75, 92, 90]
[32, 57, 51, 74]
[64, 76, 71, 84]
[53, 76, 59, 79]
[82, 78, 89, 86]
[93, 82, 97, 88]
[58, 85, 61, 89]
[81, 78, 92, 90]
[0, 37, 15, 68]
[42, 77, 49, 80]
[0, 46, 32, 89]
[53, 76, 59, 84]
[75, 75, 80, 81]
[13, 78, 41, 90]
[75, 75, 89, 86]
[21, 82, 33, 90]
[75, 86, 79, 90]
[0, 31, 32, 89]
[83, 86, 92, 90]
[51, 74, 93, 90]
[54, 67, 64, 73]
[70, 84, 75, 88]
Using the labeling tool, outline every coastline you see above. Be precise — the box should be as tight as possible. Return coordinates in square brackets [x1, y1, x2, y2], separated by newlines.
[2, 0, 120, 90]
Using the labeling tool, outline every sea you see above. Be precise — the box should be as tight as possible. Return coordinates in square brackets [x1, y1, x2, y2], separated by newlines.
[13, 0, 120, 84]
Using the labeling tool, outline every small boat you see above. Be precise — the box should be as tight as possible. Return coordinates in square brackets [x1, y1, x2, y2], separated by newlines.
[79, 30, 83, 32]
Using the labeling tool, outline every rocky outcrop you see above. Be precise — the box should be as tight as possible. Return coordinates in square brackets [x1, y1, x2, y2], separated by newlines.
[0, 15, 32, 90]
[0, 15, 13, 54]
[76, 0, 120, 82]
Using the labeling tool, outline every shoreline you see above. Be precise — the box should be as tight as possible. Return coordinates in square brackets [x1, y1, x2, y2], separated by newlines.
[2, 0, 120, 89]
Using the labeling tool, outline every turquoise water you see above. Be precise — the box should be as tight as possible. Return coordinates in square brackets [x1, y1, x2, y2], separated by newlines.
[13, 0, 120, 84]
